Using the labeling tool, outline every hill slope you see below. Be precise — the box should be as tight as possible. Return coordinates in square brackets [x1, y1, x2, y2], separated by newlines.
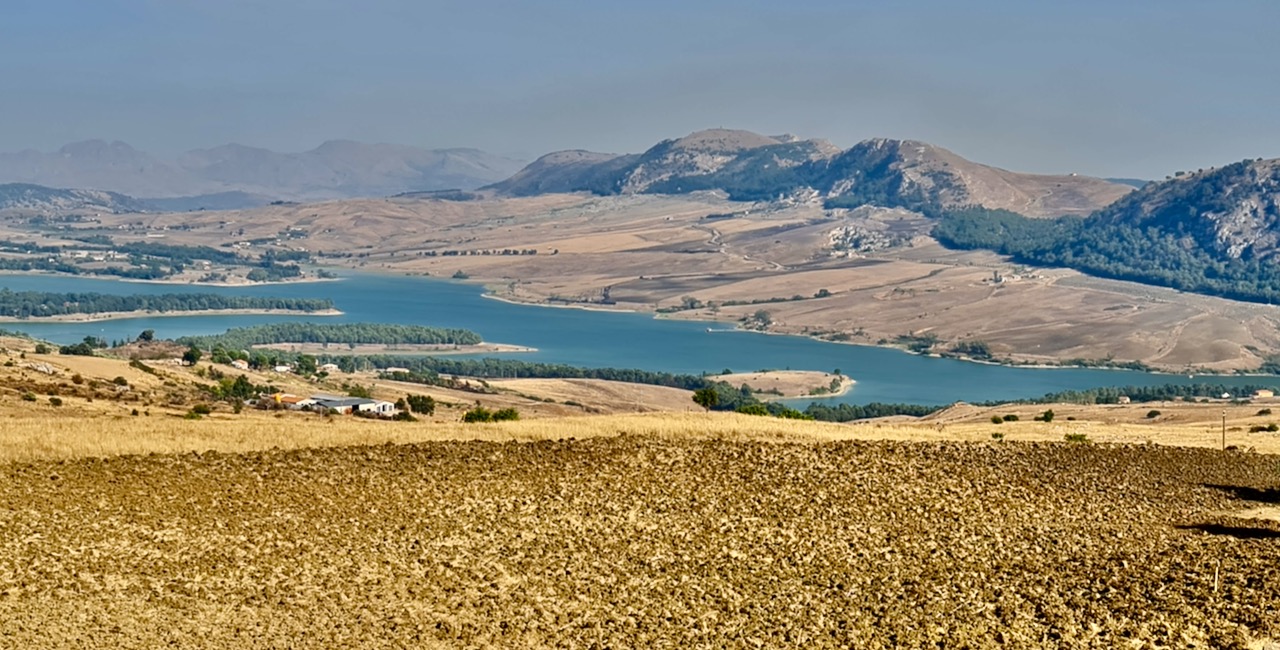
[0, 183, 147, 214]
[1089, 159, 1280, 261]
[487, 129, 1131, 217]
[933, 158, 1280, 303]
[0, 140, 526, 200]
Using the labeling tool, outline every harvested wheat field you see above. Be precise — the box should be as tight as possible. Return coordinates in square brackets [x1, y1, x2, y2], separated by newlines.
[4, 434, 1280, 648]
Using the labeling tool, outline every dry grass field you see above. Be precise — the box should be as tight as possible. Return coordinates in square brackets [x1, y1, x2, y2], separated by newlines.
[4, 433, 1280, 647]
[30, 191, 1280, 371]
[707, 370, 852, 399]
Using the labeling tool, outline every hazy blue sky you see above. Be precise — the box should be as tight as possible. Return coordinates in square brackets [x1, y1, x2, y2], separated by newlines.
[3, 0, 1277, 177]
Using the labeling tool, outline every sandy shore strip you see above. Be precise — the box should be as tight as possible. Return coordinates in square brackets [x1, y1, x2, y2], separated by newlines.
[706, 370, 855, 399]
[251, 341, 536, 355]
[0, 308, 344, 324]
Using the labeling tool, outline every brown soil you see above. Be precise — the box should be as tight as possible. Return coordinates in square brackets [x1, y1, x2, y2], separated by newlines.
[2, 438, 1278, 647]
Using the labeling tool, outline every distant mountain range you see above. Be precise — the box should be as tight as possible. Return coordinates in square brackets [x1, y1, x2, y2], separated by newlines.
[486, 129, 1134, 218]
[0, 182, 284, 214]
[0, 140, 526, 201]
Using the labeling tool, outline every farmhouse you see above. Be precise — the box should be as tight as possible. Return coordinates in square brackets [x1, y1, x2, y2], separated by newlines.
[270, 393, 317, 410]
[311, 395, 397, 416]
[318, 363, 341, 374]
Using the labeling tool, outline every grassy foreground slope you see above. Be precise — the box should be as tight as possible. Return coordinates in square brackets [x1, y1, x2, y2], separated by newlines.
[2, 437, 1279, 647]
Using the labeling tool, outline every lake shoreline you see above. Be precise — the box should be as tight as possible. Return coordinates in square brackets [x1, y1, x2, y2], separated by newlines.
[0, 308, 344, 324]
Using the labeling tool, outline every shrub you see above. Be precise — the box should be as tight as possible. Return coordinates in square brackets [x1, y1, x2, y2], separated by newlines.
[191, 403, 213, 415]
[492, 407, 520, 421]
[131, 408, 139, 416]
[392, 411, 418, 422]
[113, 376, 129, 386]
[21, 392, 36, 402]
[1145, 410, 1161, 419]
[1003, 414, 1019, 422]
[71, 374, 84, 385]
[33, 343, 50, 354]
[48, 397, 62, 407]
[1259, 408, 1273, 416]
[990, 432, 1004, 441]
[1034, 409, 1055, 422]
[462, 406, 493, 423]
[1064, 433, 1090, 443]
[184, 412, 203, 420]
[738, 403, 770, 416]
[406, 394, 436, 415]
[990, 415, 1004, 424]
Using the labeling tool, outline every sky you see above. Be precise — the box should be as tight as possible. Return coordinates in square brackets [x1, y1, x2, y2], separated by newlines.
[2, 0, 1278, 178]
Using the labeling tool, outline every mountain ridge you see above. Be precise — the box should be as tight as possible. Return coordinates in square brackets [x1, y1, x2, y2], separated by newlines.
[485, 129, 1133, 218]
[0, 140, 526, 201]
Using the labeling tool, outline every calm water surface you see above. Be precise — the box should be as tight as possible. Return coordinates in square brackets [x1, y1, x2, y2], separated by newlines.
[0, 272, 1269, 406]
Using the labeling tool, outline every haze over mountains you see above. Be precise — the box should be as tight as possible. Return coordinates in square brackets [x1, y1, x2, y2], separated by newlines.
[487, 129, 1135, 218]
[0, 140, 526, 204]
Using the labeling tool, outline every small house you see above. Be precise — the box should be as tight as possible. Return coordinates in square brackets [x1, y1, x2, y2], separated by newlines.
[1117, 396, 1131, 404]
[273, 365, 292, 373]
[385, 367, 411, 374]
[318, 363, 341, 374]
[230, 359, 249, 370]
[1255, 389, 1275, 399]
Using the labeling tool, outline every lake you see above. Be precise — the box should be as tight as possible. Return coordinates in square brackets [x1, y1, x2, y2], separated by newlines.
[0, 272, 1271, 406]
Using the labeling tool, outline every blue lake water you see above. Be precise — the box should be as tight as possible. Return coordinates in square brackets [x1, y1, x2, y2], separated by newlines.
[0, 272, 1271, 406]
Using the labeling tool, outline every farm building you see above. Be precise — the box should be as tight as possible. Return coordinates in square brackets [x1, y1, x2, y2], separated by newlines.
[318, 363, 341, 374]
[230, 359, 250, 370]
[272, 394, 317, 410]
[1255, 389, 1275, 399]
[311, 395, 397, 416]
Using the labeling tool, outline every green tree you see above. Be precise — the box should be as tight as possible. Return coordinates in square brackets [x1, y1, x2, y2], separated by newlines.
[182, 345, 202, 365]
[138, 329, 155, 342]
[295, 354, 317, 376]
[406, 394, 436, 415]
[693, 387, 720, 411]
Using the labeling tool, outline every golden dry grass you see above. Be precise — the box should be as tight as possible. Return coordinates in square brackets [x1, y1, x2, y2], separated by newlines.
[8, 405, 1280, 464]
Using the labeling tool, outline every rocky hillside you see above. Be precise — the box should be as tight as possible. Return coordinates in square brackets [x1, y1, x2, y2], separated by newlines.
[487, 129, 1131, 218]
[0, 140, 526, 201]
[1088, 158, 1280, 260]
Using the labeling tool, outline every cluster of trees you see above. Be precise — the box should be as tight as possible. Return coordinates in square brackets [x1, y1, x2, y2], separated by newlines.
[933, 205, 1280, 304]
[337, 356, 713, 390]
[462, 406, 520, 422]
[0, 290, 333, 319]
[179, 323, 481, 351]
[801, 402, 941, 422]
[990, 382, 1280, 406]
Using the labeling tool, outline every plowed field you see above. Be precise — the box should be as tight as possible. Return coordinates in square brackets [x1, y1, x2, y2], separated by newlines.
[3, 438, 1280, 648]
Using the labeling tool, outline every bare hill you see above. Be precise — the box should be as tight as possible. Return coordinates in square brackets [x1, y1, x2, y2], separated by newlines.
[487, 129, 1131, 217]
